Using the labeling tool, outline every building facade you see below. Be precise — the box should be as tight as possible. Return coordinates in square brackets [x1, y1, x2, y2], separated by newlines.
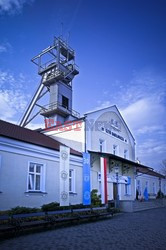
[0, 120, 82, 210]
[43, 105, 166, 206]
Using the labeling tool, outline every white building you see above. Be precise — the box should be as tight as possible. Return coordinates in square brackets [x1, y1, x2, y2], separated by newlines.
[0, 120, 82, 211]
[42, 105, 166, 205]
[0, 36, 165, 211]
[136, 165, 166, 199]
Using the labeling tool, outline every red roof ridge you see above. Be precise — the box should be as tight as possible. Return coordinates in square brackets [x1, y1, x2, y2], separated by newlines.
[0, 119, 82, 157]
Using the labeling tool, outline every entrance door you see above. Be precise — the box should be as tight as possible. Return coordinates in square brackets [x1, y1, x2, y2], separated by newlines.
[113, 183, 117, 200]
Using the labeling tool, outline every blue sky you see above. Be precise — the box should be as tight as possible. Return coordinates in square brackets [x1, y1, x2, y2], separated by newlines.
[0, 0, 166, 170]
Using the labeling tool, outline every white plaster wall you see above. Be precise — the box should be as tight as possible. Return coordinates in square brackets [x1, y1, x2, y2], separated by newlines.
[43, 119, 85, 152]
[85, 107, 135, 161]
[90, 154, 135, 201]
[161, 179, 166, 195]
[136, 174, 161, 196]
[0, 137, 83, 210]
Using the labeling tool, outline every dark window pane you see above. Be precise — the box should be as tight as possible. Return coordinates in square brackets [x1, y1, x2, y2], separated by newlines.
[62, 95, 69, 109]
[29, 163, 34, 172]
[35, 175, 40, 190]
[28, 174, 34, 190]
[36, 165, 41, 173]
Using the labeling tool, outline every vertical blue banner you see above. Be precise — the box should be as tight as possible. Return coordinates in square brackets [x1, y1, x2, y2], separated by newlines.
[83, 152, 91, 205]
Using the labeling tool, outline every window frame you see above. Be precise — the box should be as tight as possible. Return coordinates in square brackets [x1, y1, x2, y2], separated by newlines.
[124, 149, 129, 159]
[113, 144, 119, 155]
[145, 181, 149, 192]
[125, 183, 131, 195]
[27, 161, 46, 193]
[125, 177, 131, 196]
[62, 95, 69, 109]
[164, 184, 166, 195]
[69, 169, 75, 193]
[152, 182, 156, 194]
[99, 139, 105, 152]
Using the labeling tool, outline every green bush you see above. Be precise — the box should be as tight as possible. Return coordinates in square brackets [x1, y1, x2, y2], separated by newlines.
[41, 202, 91, 212]
[41, 202, 60, 212]
[107, 207, 120, 214]
[9, 206, 39, 215]
[70, 204, 90, 209]
[156, 190, 164, 199]
[91, 189, 101, 206]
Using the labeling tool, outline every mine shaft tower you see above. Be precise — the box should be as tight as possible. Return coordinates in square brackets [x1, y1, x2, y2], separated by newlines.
[20, 37, 80, 127]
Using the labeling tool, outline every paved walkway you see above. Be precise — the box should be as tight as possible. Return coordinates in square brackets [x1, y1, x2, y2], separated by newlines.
[0, 207, 166, 250]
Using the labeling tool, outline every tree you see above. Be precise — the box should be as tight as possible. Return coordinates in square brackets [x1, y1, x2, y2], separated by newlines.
[160, 159, 166, 176]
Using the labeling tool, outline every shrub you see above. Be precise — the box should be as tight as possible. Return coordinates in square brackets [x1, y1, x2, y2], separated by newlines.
[109, 208, 120, 214]
[91, 189, 101, 206]
[156, 190, 164, 199]
[9, 206, 39, 215]
[136, 189, 139, 200]
[70, 204, 90, 209]
[41, 202, 60, 212]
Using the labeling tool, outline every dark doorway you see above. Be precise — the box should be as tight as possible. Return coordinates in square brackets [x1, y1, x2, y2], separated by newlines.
[113, 183, 117, 200]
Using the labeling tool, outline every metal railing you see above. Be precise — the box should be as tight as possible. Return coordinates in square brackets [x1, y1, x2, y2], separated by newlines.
[40, 101, 80, 119]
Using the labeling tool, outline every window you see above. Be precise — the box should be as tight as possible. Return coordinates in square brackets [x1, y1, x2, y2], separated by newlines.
[125, 184, 131, 195]
[145, 181, 149, 192]
[137, 180, 141, 195]
[113, 145, 118, 155]
[99, 139, 105, 152]
[98, 172, 101, 181]
[62, 95, 69, 109]
[125, 177, 131, 195]
[69, 169, 75, 193]
[124, 149, 128, 159]
[159, 179, 161, 189]
[28, 162, 45, 192]
[152, 182, 156, 194]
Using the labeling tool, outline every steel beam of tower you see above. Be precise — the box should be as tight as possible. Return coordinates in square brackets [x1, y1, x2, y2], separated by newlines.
[19, 79, 45, 127]
[19, 36, 80, 127]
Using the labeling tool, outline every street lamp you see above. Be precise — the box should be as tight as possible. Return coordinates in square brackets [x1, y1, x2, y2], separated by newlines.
[115, 165, 119, 208]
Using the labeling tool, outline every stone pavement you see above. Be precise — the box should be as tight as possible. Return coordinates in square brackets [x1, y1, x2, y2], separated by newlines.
[0, 207, 166, 250]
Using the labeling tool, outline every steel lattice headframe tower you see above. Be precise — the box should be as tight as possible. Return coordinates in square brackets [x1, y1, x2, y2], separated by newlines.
[20, 36, 80, 127]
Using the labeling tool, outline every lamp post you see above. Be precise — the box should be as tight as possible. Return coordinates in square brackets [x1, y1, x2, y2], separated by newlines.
[115, 165, 119, 208]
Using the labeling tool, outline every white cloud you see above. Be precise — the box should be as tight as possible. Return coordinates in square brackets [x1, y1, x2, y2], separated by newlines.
[0, 70, 15, 86]
[0, 70, 29, 121]
[138, 139, 166, 156]
[0, 45, 7, 53]
[136, 125, 166, 135]
[85, 100, 113, 114]
[0, 88, 27, 120]
[120, 97, 166, 134]
[95, 70, 166, 168]
[26, 122, 45, 130]
[120, 96, 166, 167]
[0, 0, 34, 14]
[137, 139, 166, 168]
[0, 42, 12, 53]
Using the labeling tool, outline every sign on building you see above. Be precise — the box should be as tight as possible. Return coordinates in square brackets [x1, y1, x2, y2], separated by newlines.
[83, 152, 91, 205]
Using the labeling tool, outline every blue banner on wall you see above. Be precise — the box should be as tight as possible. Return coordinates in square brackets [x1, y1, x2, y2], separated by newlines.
[127, 177, 131, 185]
[83, 152, 91, 205]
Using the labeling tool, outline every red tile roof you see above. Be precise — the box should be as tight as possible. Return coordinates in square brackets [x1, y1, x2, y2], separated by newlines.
[0, 120, 82, 157]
